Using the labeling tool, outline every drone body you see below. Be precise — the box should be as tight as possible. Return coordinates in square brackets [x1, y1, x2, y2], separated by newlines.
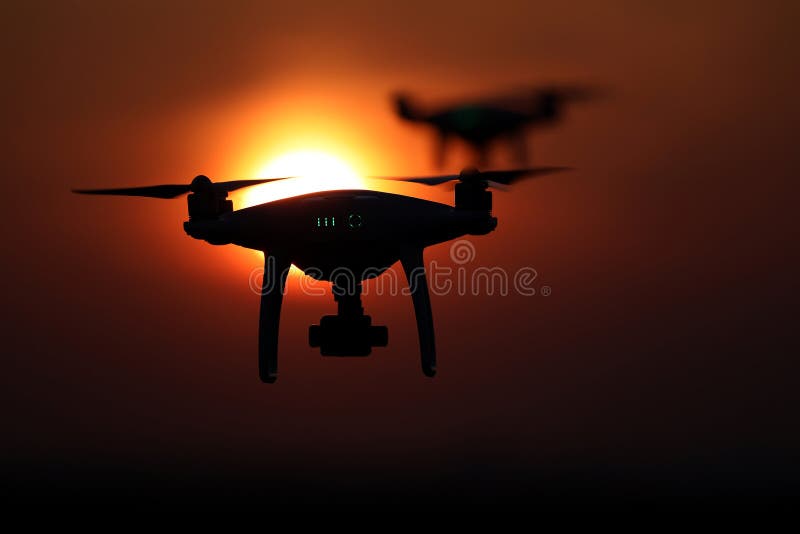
[187, 188, 495, 277]
[75, 168, 565, 382]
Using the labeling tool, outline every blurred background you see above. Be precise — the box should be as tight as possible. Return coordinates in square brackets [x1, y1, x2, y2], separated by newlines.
[1, 0, 798, 498]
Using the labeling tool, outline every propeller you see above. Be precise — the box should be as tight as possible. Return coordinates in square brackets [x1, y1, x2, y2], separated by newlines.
[379, 167, 571, 187]
[72, 175, 293, 199]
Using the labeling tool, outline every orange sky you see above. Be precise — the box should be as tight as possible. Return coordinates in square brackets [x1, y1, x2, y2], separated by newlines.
[1, 0, 798, 496]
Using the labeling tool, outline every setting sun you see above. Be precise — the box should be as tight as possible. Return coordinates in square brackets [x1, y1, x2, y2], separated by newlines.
[239, 150, 365, 208]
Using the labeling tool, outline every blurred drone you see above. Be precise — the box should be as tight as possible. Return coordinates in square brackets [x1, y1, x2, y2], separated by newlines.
[394, 85, 599, 167]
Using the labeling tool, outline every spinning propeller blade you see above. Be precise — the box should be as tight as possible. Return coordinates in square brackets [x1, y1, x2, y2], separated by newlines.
[73, 176, 293, 199]
[72, 184, 192, 199]
[377, 167, 571, 187]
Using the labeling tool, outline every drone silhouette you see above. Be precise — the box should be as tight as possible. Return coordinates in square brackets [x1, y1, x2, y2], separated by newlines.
[74, 167, 566, 382]
[394, 86, 597, 168]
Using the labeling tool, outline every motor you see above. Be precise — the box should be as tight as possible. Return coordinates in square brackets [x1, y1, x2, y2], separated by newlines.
[187, 175, 233, 220]
[454, 168, 492, 212]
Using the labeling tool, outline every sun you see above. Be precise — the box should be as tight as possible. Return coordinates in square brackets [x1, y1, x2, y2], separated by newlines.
[239, 150, 365, 208]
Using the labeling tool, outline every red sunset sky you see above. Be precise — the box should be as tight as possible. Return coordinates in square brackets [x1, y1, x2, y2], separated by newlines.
[1, 0, 798, 498]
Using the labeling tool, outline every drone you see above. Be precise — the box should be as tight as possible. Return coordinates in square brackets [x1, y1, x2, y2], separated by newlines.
[74, 167, 566, 382]
[394, 86, 598, 167]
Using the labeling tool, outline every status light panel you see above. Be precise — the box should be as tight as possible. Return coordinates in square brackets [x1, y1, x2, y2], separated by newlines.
[316, 216, 336, 228]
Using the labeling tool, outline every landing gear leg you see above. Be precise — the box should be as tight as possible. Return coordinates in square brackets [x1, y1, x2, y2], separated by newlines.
[401, 249, 436, 377]
[258, 253, 290, 383]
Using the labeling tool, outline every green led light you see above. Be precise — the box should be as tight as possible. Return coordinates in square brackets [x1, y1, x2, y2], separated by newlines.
[348, 213, 363, 229]
[316, 215, 338, 228]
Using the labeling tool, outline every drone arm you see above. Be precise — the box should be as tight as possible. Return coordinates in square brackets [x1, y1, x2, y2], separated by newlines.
[258, 253, 291, 383]
[401, 249, 436, 377]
